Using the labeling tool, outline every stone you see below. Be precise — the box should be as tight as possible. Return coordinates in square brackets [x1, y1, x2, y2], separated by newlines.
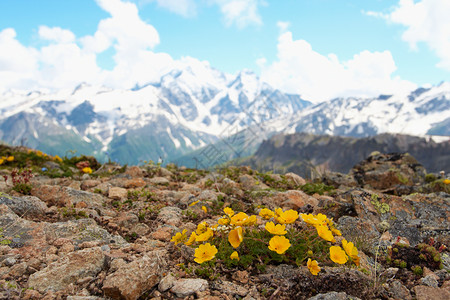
[108, 187, 128, 200]
[102, 250, 167, 300]
[22, 289, 42, 300]
[124, 166, 144, 178]
[307, 291, 362, 300]
[420, 275, 439, 288]
[212, 280, 248, 297]
[381, 280, 412, 300]
[232, 270, 249, 284]
[80, 180, 101, 190]
[149, 177, 170, 185]
[170, 278, 208, 298]
[285, 172, 306, 186]
[150, 227, 173, 241]
[158, 273, 176, 292]
[124, 178, 146, 188]
[197, 190, 217, 201]
[350, 152, 426, 192]
[31, 185, 104, 208]
[28, 247, 105, 293]
[157, 206, 182, 226]
[273, 190, 319, 210]
[0, 195, 48, 218]
[413, 285, 450, 300]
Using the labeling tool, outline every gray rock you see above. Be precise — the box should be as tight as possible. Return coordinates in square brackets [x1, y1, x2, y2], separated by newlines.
[212, 280, 248, 297]
[103, 250, 167, 300]
[381, 280, 412, 300]
[308, 291, 361, 300]
[28, 247, 105, 293]
[157, 206, 182, 226]
[158, 274, 176, 292]
[420, 275, 439, 288]
[0, 195, 48, 217]
[3, 257, 17, 266]
[67, 297, 104, 300]
[285, 172, 306, 186]
[149, 177, 170, 185]
[170, 278, 208, 298]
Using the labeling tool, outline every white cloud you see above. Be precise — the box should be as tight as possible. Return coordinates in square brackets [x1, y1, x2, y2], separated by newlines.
[368, 0, 450, 71]
[276, 21, 290, 33]
[0, 28, 39, 89]
[38, 26, 76, 44]
[209, 0, 264, 28]
[0, 0, 174, 91]
[259, 31, 416, 102]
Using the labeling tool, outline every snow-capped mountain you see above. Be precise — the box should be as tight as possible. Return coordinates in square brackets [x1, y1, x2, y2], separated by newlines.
[0, 61, 310, 164]
[177, 82, 450, 168]
[276, 82, 450, 138]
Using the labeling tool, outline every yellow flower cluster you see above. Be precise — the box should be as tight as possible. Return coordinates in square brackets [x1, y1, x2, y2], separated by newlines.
[26, 149, 63, 162]
[0, 156, 14, 165]
[171, 206, 360, 273]
[444, 179, 450, 185]
[82, 167, 93, 174]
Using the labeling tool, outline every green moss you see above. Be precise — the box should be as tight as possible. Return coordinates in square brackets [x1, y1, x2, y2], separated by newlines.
[412, 265, 423, 276]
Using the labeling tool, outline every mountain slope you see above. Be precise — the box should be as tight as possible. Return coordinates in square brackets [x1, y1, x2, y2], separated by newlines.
[0, 62, 310, 165]
[236, 132, 450, 177]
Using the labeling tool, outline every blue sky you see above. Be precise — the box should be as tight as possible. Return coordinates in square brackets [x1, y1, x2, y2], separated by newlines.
[0, 0, 449, 102]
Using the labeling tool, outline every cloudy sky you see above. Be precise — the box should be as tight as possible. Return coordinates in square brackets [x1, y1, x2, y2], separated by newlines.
[0, 0, 449, 102]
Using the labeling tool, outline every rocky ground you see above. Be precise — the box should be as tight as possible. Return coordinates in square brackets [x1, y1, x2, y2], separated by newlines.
[0, 148, 449, 300]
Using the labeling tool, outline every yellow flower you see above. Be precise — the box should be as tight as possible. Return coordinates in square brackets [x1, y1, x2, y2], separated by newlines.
[228, 226, 243, 248]
[194, 243, 218, 264]
[307, 258, 321, 275]
[342, 239, 359, 265]
[444, 179, 450, 185]
[230, 212, 249, 226]
[244, 215, 257, 226]
[223, 207, 234, 217]
[195, 227, 213, 242]
[218, 217, 230, 225]
[36, 150, 43, 157]
[268, 235, 291, 254]
[330, 246, 348, 264]
[301, 213, 327, 226]
[316, 225, 335, 242]
[189, 200, 200, 207]
[6, 156, 14, 162]
[0, 158, 4, 165]
[331, 227, 342, 236]
[230, 251, 239, 261]
[259, 208, 275, 219]
[82, 167, 92, 174]
[202, 206, 208, 213]
[170, 229, 187, 245]
[265, 222, 287, 235]
[196, 222, 208, 235]
[53, 155, 63, 163]
[277, 209, 299, 224]
[185, 232, 197, 245]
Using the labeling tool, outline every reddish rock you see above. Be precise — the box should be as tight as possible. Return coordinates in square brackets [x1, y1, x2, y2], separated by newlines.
[124, 178, 146, 188]
[267, 190, 319, 210]
[108, 187, 128, 200]
[124, 166, 144, 178]
[80, 180, 101, 190]
[150, 227, 173, 241]
[413, 285, 450, 300]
